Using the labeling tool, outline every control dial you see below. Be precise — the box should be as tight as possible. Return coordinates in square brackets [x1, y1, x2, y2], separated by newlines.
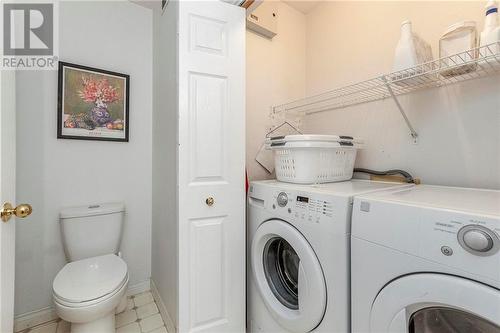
[463, 230, 493, 252]
[458, 225, 499, 256]
[277, 192, 288, 207]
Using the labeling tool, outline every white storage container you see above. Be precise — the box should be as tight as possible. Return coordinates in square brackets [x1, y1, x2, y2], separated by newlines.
[439, 21, 478, 77]
[266, 135, 363, 184]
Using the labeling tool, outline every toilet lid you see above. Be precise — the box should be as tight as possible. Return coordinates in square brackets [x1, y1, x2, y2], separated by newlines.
[53, 254, 128, 303]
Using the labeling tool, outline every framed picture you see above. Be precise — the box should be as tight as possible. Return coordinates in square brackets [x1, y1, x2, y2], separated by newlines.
[57, 62, 129, 142]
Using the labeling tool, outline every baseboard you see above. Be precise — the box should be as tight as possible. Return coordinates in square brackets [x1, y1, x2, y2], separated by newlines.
[14, 279, 151, 332]
[150, 279, 176, 333]
[13, 307, 58, 333]
[126, 279, 151, 297]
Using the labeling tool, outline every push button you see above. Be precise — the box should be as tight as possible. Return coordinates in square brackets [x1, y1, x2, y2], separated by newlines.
[441, 246, 453, 256]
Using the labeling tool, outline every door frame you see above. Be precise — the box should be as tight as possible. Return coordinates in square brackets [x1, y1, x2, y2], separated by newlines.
[0, 69, 17, 333]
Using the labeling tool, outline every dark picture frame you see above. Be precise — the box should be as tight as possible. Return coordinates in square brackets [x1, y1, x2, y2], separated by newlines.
[57, 61, 130, 142]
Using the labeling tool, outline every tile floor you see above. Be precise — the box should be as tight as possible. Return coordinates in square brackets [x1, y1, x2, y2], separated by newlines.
[17, 291, 168, 333]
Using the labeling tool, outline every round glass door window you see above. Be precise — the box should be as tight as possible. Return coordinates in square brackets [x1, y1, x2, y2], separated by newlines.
[409, 307, 500, 333]
[263, 237, 300, 310]
[251, 219, 327, 332]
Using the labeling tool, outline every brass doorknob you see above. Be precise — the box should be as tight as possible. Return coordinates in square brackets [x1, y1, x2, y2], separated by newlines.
[1, 203, 33, 222]
[205, 197, 215, 207]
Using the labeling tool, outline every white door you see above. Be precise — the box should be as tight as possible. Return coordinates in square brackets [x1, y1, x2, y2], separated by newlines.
[178, 1, 246, 333]
[370, 274, 500, 332]
[250, 220, 327, 333]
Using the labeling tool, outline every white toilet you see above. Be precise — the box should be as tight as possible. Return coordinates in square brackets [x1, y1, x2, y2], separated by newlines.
[53, 203, 129, 333]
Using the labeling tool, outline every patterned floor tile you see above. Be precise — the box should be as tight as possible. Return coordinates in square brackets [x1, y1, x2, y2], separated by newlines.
[116, 309, 138, 328]
[55, 320, 70, 333]
[126, 298, 135, 311]
[133, 292, 154, 308]
[148, 327, 167, 333]
[136, 302, 159, 320]
[139, 313, 163, 333]
[15, 291, 167, 333]
[116, 322, 141, 333]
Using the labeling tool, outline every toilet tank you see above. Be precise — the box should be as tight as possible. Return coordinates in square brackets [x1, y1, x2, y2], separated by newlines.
[60, 203, 125, 262]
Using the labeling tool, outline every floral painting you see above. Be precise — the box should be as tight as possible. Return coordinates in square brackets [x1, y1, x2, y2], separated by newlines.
[58, 62, 129, 141]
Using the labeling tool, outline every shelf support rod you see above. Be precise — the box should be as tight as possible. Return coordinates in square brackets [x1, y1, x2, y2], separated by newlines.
[382, 76, 418, 140]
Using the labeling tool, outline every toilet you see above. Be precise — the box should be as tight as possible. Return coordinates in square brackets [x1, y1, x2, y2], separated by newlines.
[53, 203, 129, 333]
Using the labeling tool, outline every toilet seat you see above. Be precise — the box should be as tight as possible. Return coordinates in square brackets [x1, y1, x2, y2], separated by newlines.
[53, 274, 128, 309]
[53, 254, 128, 305]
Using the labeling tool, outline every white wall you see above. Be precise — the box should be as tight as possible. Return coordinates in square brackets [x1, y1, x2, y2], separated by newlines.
[303, 1, 500, 189]
[151, 0, 179, 327]
[246, 2, 307, 181]
[15, 1, 153, 315]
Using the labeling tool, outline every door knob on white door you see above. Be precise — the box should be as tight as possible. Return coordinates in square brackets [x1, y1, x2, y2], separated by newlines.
[206, 197, 215, 207]
[1, 202, 33, 222]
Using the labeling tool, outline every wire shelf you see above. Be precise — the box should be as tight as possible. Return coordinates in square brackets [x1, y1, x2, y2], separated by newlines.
[272, 42, 500, 116]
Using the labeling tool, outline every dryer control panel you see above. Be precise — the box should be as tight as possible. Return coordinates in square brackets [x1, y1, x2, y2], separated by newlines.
[352, 198, 500, 282]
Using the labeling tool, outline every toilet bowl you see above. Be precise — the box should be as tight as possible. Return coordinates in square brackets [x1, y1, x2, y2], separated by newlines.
[53, 203, 127, 333]
[53, 254, 129, 333]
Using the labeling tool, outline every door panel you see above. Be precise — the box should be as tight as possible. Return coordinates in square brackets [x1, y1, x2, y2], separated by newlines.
[0, 69, 17, 333]
[189, 15, 227, 56]
[189, 72, 227, 184]
[190, 216, 227, 327]
[178, 2, 245, 332]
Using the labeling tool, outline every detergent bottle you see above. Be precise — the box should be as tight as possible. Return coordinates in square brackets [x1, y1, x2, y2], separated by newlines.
[480, 0, 500, 54]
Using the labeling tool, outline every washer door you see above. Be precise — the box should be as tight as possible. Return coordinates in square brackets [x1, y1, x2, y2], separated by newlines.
[251, 219, 327, 333]
[370, 274, 500, 333]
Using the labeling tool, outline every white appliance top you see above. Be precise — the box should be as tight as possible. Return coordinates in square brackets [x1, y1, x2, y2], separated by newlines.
[251, 179, 413, 198]
[357, 185, 500, 217]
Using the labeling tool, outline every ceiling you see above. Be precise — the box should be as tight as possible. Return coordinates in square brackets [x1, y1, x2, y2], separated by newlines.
[283, 0, 320, 14]
[130, 0, 321, 15]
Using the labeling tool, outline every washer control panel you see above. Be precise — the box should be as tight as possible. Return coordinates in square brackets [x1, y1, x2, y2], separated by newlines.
[271, 190, 335, 224]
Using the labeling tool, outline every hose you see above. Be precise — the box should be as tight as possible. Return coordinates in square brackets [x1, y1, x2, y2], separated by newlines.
[353, 168, 416, 184]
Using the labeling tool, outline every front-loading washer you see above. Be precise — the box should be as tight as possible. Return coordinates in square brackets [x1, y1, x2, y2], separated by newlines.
[351, 185, 500, 333]
[247, 180, 413, 333]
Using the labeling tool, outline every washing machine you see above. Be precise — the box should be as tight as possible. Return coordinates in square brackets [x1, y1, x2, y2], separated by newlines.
[247, 179, 413, 333]
[351, 185, 500, 333]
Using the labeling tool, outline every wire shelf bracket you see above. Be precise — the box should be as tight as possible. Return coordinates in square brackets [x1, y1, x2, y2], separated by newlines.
[382, 76, 419, 141]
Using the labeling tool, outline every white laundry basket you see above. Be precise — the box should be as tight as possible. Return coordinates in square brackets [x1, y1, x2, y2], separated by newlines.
[266, 135, 363, 184]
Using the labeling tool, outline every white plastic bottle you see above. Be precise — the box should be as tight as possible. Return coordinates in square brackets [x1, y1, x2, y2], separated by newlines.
[392, 20, 433, 82]
[393, 20, 418, 72]
[480, 0, 500, 54]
